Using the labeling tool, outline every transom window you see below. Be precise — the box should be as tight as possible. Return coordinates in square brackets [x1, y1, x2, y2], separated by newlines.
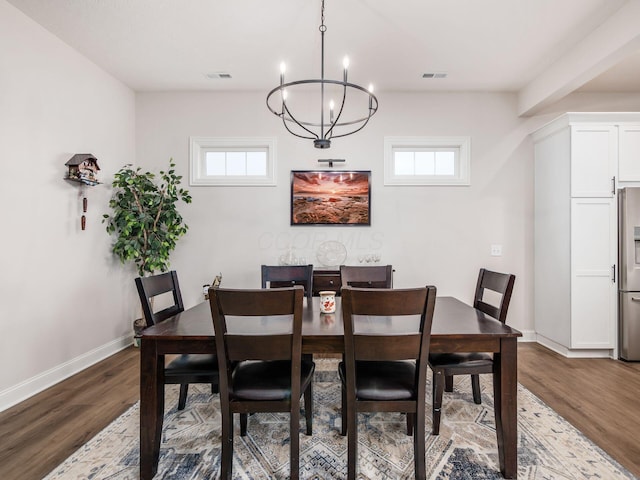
[384, 136, 470, 186]
[190, 137, 276, 186]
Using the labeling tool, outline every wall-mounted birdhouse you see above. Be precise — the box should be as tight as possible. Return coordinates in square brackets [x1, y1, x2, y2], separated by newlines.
[65, 153, 101, 186]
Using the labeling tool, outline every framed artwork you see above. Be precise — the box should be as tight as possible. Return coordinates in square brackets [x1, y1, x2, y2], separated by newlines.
[290, 170, 371, 225]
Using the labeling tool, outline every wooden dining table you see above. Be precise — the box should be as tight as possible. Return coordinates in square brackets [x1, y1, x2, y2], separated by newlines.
[140, 295, 522, 479]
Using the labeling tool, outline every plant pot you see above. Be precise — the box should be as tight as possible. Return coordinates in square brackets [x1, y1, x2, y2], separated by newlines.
[133, 318, 147, 347]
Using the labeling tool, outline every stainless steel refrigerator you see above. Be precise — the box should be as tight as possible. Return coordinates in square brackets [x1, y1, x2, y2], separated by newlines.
[618, 187, 640, 360]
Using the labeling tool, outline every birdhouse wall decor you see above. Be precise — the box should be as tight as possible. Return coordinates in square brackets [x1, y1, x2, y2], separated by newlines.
[64, 154, 101, 231]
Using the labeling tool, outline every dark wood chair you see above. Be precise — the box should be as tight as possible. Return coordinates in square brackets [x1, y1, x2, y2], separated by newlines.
[428, 268, 516, 435]
[135, 271, 219, 410]
[209, 286, 315, 480]
[260, 264, 315, 436]
[339, 286, 437, 480]
[339, 264, 393, 289]
[261, 264, 314, 299]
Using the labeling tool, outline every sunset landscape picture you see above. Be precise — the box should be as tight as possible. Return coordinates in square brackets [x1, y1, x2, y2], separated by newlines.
[291, 171, 371, 225]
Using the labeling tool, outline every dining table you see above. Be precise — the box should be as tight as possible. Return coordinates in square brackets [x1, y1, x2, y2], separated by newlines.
[140, 294, 522, 479]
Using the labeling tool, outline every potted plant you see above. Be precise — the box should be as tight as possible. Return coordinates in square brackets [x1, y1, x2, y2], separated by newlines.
[103, 160, 192, 341]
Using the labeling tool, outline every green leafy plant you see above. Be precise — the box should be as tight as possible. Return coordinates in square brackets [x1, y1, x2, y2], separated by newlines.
[103, 160, 192, 276]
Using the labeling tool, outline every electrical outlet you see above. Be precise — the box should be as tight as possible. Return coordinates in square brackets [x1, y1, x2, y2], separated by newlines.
[491, 244, 502, 256]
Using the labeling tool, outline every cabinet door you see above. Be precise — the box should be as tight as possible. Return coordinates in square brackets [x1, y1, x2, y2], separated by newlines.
[570, 198, 617, 349]
[618, 125, 640, 182]
[571, 126, 617, 197]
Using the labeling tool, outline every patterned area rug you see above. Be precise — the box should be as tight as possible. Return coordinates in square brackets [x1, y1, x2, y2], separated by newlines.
[44, 359, 634, 479]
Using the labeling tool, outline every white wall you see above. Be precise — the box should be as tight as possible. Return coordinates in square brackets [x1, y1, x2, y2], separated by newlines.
[6, 0, 638, 412]
[0, 0, 137, 410]
[136, 91, 551, 338]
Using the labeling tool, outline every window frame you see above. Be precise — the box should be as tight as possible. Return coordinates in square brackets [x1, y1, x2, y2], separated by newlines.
[189, 136, 277, 186]
[384, 136, 471, 186]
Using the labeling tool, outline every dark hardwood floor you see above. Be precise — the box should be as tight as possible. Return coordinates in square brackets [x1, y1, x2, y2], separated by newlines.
[0, 347, 140, 480]
[0, 343, 639, 479]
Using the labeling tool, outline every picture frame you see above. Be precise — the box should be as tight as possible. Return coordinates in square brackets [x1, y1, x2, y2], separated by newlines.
[290, 170, 371, 225]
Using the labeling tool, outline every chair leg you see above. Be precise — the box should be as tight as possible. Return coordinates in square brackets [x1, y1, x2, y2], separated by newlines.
[220, 409, 233, 480]
[240, 413, 248, 436]
[302, 353, 313, 436]
[406, 413, 414, 436]
[304, 380, 313, 435]
[290, 400, 300, 480]
[432, 370, 444, 435]
[346, 397, 357, 480]
[178, 383, 189, 410]
[444, 374, 454, 392]
[414, 406, 426, 480]
[471, 374, 482, 404]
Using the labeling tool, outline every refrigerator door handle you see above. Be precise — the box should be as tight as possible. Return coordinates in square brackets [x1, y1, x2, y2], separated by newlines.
[612, 264, 616, 283]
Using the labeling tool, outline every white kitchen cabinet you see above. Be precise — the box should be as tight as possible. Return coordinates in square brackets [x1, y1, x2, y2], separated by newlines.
[532, 113, 631, 357]
[618, 125, 640, 182]
[570, 197, 617, 349]
[570, 126, 617, 197]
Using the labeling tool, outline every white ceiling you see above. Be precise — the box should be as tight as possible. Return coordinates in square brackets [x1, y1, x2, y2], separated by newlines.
[6, 0, 640, 104]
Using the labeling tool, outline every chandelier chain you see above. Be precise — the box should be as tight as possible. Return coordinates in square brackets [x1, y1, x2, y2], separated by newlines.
[320, 0, 326, 32]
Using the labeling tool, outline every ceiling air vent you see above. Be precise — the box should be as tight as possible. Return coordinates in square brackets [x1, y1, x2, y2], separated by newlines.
[422, 72, 447, 79]
[205, 72, 232, 79]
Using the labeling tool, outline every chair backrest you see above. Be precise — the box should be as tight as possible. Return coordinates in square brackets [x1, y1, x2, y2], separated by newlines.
[209, 286, 305, 392]
[261, 264, 313, 299]
[135, 271, 184, 326]
[340, 265, 393, 289]
[473, 268, 516, 324]
[341, 285, 437, 392]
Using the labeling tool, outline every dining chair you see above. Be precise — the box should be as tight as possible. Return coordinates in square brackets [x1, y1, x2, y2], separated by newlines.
[428, 268, 516, 435]
[339, 264, 393, 289]
[261, 264, 314, 299]
[339, 285, 437, 480]
[209, 285, 315, 480]
[135, 271, 219, 410]
[259, 264, 315, 437]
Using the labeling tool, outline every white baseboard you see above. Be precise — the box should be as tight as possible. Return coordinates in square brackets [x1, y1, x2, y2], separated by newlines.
[517, 329, 537, 342]
[536, 334, 614, 358]
[0, 335, 133, 413]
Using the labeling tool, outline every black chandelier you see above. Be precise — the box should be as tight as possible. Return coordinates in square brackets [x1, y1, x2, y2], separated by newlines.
[266, 0, 378, 149]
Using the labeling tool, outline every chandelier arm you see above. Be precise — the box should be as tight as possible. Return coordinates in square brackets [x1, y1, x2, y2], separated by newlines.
[329, 114, 373, 139]
[283, 101, 319, 139]
[281, 117, 319, 141]
[324, 83, 348, 139]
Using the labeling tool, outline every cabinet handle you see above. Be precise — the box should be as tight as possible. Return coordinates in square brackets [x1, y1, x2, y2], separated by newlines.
[329, 280, 334, 285]
[612, 264, 616, 283]
[632, 297, 640, 302]
[612, 176, 616, 195]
